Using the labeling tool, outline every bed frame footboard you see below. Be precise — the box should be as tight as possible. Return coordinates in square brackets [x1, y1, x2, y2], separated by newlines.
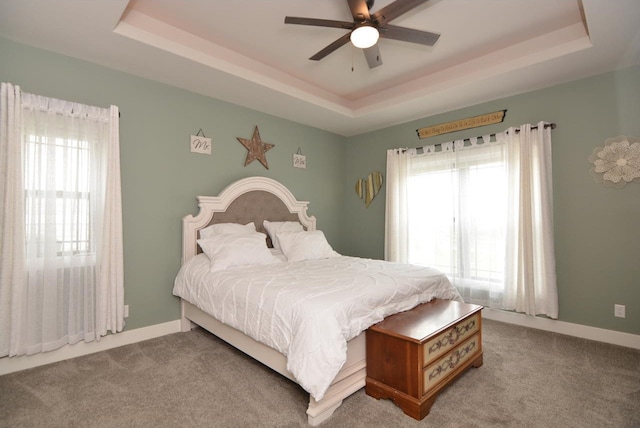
[307, 334, 366, 425]
[180, 299, 367, 425]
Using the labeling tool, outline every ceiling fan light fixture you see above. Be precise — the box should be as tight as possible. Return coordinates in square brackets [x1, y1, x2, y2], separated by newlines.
[350, 25, 379, 49]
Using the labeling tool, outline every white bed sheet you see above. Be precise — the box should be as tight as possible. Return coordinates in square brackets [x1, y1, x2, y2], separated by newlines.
[173, 254, 462, 401]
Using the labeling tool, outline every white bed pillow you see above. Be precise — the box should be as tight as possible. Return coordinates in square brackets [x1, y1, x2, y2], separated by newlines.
[263, 220, 304, 250]
[276, 230, 340, 262]
[199, 222, 256, 240]
[197, 232, 281, 272]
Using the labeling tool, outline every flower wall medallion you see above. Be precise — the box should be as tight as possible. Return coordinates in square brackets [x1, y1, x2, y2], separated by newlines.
[588, 136, 640, 188]
[355, 171, 383, 208]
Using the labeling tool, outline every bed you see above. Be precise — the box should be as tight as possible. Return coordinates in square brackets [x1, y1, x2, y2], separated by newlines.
[173, 176, 461, 425]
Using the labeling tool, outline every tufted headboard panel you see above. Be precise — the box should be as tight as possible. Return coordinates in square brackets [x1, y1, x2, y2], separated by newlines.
[201, 190, 303, 249]
[182, 177, 316, 263]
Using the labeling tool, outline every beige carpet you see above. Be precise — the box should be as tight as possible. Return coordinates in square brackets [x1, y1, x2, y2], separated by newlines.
[1, 319, 639, 428]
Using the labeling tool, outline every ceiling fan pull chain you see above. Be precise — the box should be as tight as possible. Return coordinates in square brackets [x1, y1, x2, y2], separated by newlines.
[351, 45, 355, 72]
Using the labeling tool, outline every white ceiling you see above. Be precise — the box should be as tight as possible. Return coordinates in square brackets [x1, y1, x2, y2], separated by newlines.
[1, 0, 639, 136]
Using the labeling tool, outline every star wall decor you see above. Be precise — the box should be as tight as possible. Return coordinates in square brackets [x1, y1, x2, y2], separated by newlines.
[236, 126, 275, 169]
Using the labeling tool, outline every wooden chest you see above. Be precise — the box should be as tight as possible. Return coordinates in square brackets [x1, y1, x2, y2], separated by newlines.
[365, 299, 483, 420]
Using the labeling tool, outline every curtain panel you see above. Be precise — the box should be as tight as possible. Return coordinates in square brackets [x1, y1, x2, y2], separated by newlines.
[0, 82, 25, 356]
[385, 123, 558, 318]
[502, 124, 558, 317]
[0, 83, 124, 357]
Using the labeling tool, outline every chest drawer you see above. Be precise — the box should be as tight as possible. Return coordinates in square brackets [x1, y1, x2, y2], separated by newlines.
[423, 312, 480, 366]
[423, 333, 480, 394]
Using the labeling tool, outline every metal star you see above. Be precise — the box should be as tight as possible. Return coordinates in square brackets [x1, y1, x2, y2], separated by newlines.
[236, 126, 275, 169]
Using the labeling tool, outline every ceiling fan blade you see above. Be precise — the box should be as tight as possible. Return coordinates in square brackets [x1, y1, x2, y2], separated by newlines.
[347, 0, 371, 21]
[285, 16, 355, 30]
[309, 32, 353, 61]
[371, 0, 429, 27]
[380, 24, 440, 46]
[363, 45, 383, 68]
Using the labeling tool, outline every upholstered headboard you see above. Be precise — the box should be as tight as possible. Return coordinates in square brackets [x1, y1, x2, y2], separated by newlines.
[182, 177, 317, 264]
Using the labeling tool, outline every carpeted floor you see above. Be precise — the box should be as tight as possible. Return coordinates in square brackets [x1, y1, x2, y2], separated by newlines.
[1, 319, 639, 428]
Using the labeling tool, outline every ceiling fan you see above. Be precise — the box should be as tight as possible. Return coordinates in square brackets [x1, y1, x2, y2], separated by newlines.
[284, 0, 440, 69]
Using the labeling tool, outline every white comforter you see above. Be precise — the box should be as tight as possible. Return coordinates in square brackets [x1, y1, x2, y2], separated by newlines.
[173, 254, 461, 401]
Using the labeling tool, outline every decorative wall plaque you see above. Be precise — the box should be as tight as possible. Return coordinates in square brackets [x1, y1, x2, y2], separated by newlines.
[190, 129, 211, 155]
[293, 147, 306, 169]
[417, 110, 507, 139]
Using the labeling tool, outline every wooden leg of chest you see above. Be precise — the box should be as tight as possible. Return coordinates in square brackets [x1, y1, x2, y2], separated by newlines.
[365, 378, 438, 420]
[471, 352, 484, 368]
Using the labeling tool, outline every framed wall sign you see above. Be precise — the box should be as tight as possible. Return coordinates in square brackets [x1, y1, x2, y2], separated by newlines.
[190, 129, 212, 155]
[293, 147, 306, 169]
[417, 110, 507, 139]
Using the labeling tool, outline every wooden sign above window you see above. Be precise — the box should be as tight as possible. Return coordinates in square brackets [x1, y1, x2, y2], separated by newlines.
[416, 110, 507, 139]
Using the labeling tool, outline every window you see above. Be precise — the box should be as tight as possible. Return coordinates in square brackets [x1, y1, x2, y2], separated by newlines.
[24, 135, 93, 257]
[386, 124, 558, 317]
[405, 141, 508, 305]
[1, 82, 124, 357]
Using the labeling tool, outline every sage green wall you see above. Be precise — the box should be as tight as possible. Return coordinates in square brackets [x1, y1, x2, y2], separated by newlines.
[344, 65, 640, 335]
[0, 37, 347, 331]
[2, 35, 638, 337]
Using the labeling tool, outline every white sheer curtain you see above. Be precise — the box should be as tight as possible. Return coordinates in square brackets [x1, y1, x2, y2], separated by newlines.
[385, 122, 558, 318]
[384, 148, 412, 263]
[0, 83, 124, 357]
[502, 123, 558, 317]
[0, 83, 25, 356]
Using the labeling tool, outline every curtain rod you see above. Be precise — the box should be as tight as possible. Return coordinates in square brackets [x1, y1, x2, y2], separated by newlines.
[409, 122, 556, 149]
[513, 122, 556, 132]
[462, 122, 556, 144]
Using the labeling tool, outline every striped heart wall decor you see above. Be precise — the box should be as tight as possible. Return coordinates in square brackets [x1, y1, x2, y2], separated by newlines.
[355, 171, 383, 208]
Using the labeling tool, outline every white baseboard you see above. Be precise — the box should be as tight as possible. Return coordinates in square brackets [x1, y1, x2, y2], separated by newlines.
[0, 320, 182, 376]
[483, 308, 640, 350]
[2, 312, 638, 377]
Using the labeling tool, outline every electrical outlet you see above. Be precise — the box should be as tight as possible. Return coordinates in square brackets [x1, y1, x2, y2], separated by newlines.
[614, 304, 625, 318]
[124, 305, 129, 318]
